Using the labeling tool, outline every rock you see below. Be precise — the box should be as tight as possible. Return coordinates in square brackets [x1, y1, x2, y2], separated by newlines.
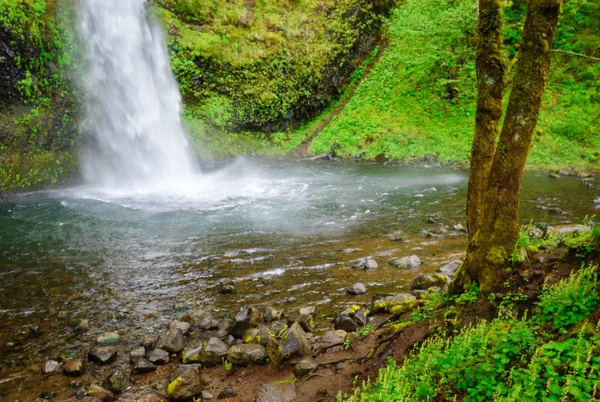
[201, 390, 214, 401]
[169, 320, 191, 335]
[333, 314, 358, 332]
[244, 327, 261, 343]
[256, 383, 296, 402]
[364, 258, 379, 270]
[130, 346, 146, 363]
[309, 153, 330, 161]
[411, 274, 449, 290]
[294, 358, 318, 378]
[75, 319, 90, 333]
[219, 284, 237, 294]
[136, 392, 167, 402]
[225, 335, 235, 346]
[104, 368, 131, 394]
[115, 392, 141, 402]
[140, 335, 157, 348]
[261, 275, 274, 285]
[549, 173, 561, 179]
[372, 293, 417, 314]
[97, 332, 120, 346]
[254, 325, 271, 346]
[438, 260, 461, 276]
[87, 384, 115, 401]
[270, 321, 288, 336]
[548, 224, 590, 235]
[80, 397, 103, 402]
[156, 327, 184, 353]
[282, 322, 311, 357]
[412, 289, 430, 300]
[353, 308, 369, 327]
[218, 387, 237, 399]
[346, 283, 367, 295]
[182, 343, 204, 364]
[166, 365, 203, 402]
[198, 313, 219, 331]
[63, 359, 85, 376]
[389, 255, 421, 269]
[132, 358, 156, 374]
[148, 348, 170, 365]
[88, 346, 118, 365]
[200, 337, 229, 367]
[299, 306, 316, 316]
[427, 217, 438, 224]
[315, 330, 347, 349]
[453, 223, 466, 232]
[264, 306, 283, 323]
[216, 318, 233, 337]
[227, 344, 267, 366]
[43, 360, 62, 375]
[283, 296, 296, 304]
[231, 307, 262, 337]
[297, 314, 315, 332]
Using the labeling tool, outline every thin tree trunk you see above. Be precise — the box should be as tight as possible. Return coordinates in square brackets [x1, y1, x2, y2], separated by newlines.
[466, 0, 506, 242]
[452, 0, 563, 295]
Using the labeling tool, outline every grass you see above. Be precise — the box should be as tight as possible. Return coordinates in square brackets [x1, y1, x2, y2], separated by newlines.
[340, 263, 600, 401]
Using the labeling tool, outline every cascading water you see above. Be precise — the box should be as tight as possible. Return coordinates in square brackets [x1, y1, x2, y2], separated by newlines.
[77, 0, 197, 190]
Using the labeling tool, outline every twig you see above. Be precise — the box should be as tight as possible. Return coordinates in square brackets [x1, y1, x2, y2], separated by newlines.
[551, 49, 600, 61]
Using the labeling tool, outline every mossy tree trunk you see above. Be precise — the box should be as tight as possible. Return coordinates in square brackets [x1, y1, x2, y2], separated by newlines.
[451, 0, 563, 295]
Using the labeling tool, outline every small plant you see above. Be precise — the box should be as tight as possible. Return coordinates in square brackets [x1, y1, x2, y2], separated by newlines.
[344, 336, 352, 350]
[222, 358, 233, 371]
[357, 325, 374, 337]
[454, 281, 479, 305]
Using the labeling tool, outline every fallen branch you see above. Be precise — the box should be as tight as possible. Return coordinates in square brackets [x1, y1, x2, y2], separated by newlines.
[551, 49, 600, 61]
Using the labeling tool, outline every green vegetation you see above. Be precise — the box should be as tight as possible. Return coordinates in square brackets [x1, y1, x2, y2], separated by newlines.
[308, 0, 600, 169]
[341, 265, 600, 401]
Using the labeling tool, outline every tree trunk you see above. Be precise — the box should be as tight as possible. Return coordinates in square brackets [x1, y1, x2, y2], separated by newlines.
[452, 0, 563, 295]
[466, 0, 506, 242]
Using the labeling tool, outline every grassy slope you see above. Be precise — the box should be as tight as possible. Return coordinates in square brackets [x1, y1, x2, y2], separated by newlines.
[307, 0, 600, 170]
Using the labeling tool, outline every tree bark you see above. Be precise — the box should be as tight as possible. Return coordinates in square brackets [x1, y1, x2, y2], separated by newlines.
[452, 0, 563, 295]
[466, 0, 506, 242]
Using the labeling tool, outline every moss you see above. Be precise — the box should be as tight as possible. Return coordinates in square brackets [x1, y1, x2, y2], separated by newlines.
[166, 376, 184, 397]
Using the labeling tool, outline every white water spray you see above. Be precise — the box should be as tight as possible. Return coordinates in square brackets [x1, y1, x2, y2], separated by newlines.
[78, 0, 197, 189]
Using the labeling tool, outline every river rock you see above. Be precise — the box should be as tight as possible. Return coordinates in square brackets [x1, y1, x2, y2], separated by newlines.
[389, 255, 421, 269]
[104, 368, 131, 394]
[169, 320, 191, 335]
[364, 258, 379, 270]
[166, 365, 203, 402]
[262, 275, 274, 285]
[353, 308, 369, 327]
[412, 273, 449, 290]
[244, 327, 261, 343]
[200, 337, 229, 367]
[264, 306, 283, 323]
[372, 293, 416, 314]
[43, 359, 62, 375]
[412, 289, 430, 300]
[282, 322, 311, 357]
[333, 314, 358, 332]
[346, 282, 367, 295]
[218, 387, 237, 399]
[438, 260, 461, 276]
[80, 397, 103, 402]
[256, 383, 297, 402]
[299, 306, 316, 316]
[130, 346, 145, 363]
[182, 343, 204, 364]
[216, 318, 233, 338]
[89, 346, 118, 364]
[148, 348, 170, 365]
[63, 359, 85, 376]
[97, 332, 120, 345]
[227, 344, 267, 365]
[231, 307, 262, 337]
[201, 390, 215, 401]
[297, 314, 315, 332]
[270, 321, 288, 336]
[156, 327, 184, 353]
[294, 358, 318, 378]
[140, 334, 157, 348]
[315, 330, 347, 349]
[198, 313, 219, 331]
[87, 384, 114, 401]
[136, 392, 167, 402]
[132, 358, 156, 374]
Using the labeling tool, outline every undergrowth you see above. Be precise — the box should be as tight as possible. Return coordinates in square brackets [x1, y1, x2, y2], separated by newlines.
[340, 264, 600, 401]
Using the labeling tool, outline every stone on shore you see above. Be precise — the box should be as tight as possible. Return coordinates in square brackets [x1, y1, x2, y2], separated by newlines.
[389, 255, 421, 269]
[227, 344, 267, 366]
[63, 359, 85, 376]
[282, 322, 311, 357]
[346, 282, 367, 295]
[411, 273, 448, 290]
[148, 348, 170, 365]
[88, 346, 118, 365]
[256, 383, 297, 402]
[104, 368, 131, 394]
[43, 360, 62, 375]
[156, 327, 185, 353]
[294, 358, 318, 378]
[97, 332, 120, 346]
[166, 365, 203, 402]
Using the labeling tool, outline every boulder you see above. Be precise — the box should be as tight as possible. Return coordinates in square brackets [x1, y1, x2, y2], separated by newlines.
[270, 321, 288, 336]
[63, 359, 85, 376]
[166, 365, 203, 402]
[43, 360, 62, 375]
[97, 332, 120, 346]
[244, 327, 261, 343]
[169, 320, 191, 335]
[294, 358, 318, 378]
[148, 348, 170, 365]
[353, 308, 369, 327]
[372, 293, 416, 314]
[299, 306, 316, 316]
[140, 335, 157, 348]
[438, 260, 461, 276]
[282, 322, 311, 357]
[264, 306, 283, 323]
[87, 384, 114, 401]
[88, 346, 118, 365]
[346, 283, 367, 295]
[333, 314, 358, 332]
[200, 337, 228, 367]
[389, 255, 421, 269]
[132, 358, 156, 374]
[231, 307, 262, 337]
[256, 383, 297, 402]
[104, 368, 131, 394]
[314, 330, 347, 349]
[364, 259, 379, 270]
[227, 344, 267, 366]
[297, 314, 315, 332]
[411, 274, 448, 290]
[182, 343, 204, 364]
[129, 346, 145, 363]
[156, 328, 184, 353]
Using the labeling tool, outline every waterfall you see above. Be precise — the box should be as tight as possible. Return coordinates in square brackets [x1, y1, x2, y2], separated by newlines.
[77, 0, 197, 190]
